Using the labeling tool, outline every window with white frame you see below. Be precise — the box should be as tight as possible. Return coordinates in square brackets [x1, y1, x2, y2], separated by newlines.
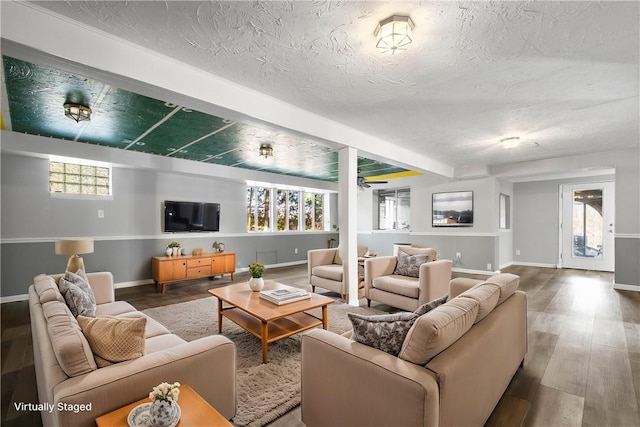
[49, 160, 111, 196]
[248, 185, 327, 232]
[377, 188, 411, 230]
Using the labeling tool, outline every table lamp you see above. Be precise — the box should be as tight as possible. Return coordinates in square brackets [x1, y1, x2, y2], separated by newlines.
[55, 239, 94, 272]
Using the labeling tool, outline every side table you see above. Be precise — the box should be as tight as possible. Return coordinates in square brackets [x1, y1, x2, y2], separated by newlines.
[95, 384, 232, 427]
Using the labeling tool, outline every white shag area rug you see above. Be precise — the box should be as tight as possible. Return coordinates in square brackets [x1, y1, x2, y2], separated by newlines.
[142, 296, 384, 427]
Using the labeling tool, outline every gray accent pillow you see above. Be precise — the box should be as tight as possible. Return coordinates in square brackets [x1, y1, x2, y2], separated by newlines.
[414, 294, 448, 316]
[58, 270, 97, 318]
[393, 248, 428, 277]
[348, 312, 419, 356]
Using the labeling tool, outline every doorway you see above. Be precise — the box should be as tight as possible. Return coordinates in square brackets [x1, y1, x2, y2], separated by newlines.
[560, 182, 615, 271]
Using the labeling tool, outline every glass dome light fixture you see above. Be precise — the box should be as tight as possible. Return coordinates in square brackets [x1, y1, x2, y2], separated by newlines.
[374, 15, 415, 54]
[259, 143, 273, 158]
[63, 103, 92, 122]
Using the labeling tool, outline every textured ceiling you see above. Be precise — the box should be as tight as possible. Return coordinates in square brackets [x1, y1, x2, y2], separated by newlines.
[3, 1, 640, 178]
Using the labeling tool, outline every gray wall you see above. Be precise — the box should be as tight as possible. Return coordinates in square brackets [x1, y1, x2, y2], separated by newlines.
[358, 176, 506, 273]
[1, 153, 337, 298]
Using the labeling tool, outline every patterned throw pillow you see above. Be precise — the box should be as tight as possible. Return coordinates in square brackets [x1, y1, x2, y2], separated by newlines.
[78, 316, 146, 368]
[58, 270, 97, 317]
[414, 294, 448, 316]
[393, 248, 429, 277]
[348, 312, 419, 356]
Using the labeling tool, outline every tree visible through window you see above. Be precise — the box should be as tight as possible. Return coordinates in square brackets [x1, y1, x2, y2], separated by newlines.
[248, 186, 326, 232]
[49, 161, 111, 195]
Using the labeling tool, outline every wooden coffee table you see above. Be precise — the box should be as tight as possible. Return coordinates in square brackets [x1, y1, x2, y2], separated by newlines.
[208, 281, 334, 363]
[95, 384, 231, 426]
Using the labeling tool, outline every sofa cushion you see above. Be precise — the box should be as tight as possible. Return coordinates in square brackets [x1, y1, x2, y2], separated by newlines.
[116, 311, 171, 338]
[393, 248, 429, 277]
[42, 300, 97, 377]
[58, 270, 96, 317]
[95, 301, 138, 317]
[398, 297, 479, 365]
[348, 312, 419, 356]
[485, 273, 520, 305]
[145, 334, 188, 354]
[312, 264, 343, 282]
[458, 283, 500, 323]
[372, 275, 420, 299]
[34, 275, 65, 304]
[414, 294, 448, 316]
[78, 315, 146, 368]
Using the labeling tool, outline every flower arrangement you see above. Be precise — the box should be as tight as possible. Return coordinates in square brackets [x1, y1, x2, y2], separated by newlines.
[167, 240, 181, 249]
[149, 381, 181, 404]
[248, 262, 264, 278]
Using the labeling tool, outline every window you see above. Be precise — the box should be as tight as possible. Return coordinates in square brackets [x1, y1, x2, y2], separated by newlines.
[499, 193, 511, 229]
[49, 160, 111, 195]
[305, 192, 325, 231]
[248, 186, 327, 232]
[247, 187, 270, 231]
[377, 188, 410, 230]
[276, 189, 300, 231]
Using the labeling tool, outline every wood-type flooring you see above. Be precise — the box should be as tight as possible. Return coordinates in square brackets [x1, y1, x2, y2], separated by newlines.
[2, 265, 639, 426]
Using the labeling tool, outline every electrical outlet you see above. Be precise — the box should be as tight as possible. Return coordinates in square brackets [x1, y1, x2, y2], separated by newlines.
[294, 248, 298, 254]
[97, 209, 104, 219]
[455, 252, 461, 259]
[515, 249, 521, 256]
[487, 263, 492, 271]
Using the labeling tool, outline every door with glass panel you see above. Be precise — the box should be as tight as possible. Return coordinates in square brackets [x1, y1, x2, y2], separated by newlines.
[560, 182, 615, 271]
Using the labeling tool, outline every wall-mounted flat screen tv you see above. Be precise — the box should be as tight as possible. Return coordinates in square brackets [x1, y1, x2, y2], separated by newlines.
[164, 201, 220, 232]
[432, 191, 473, 227]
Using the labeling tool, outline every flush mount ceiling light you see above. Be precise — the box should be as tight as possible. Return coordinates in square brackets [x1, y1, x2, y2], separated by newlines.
[500, 136, 540, 149]
[63, 103, 91, 122]
[259, 143, 273, 158]
[374, 15, 415, 54]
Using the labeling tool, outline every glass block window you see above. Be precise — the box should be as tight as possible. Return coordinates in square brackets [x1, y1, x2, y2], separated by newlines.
[49, 161, 111, 195]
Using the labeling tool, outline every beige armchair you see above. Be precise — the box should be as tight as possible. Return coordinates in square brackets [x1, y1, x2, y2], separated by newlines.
[308, 246, 367, 300]
[364, 247, 452, 311]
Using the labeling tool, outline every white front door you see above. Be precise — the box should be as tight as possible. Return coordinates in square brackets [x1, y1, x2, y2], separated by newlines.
[560, 182, 615, 271]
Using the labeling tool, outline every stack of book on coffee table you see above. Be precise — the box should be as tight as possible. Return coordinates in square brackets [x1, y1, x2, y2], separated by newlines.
[260, 288, 311, 305]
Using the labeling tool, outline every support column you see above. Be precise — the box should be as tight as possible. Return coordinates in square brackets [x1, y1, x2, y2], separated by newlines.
[338, 147, 359, 306]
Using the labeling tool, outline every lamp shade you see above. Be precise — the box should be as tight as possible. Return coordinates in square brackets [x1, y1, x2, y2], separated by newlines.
[375, 15, 415, 54]
[55, 239, 94, 256]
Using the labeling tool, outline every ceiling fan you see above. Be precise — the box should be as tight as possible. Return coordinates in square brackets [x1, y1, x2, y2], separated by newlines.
[357, 170, 388, 188]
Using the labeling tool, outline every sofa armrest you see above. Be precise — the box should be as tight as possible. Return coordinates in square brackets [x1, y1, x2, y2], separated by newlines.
[52, 335, 236, 427]
[302, 329, 439, 427]
[363, 256, 398, 290]
[448, 277, 483, 299]
[86, 272, 115, 304]
[417, 260, 453, 305]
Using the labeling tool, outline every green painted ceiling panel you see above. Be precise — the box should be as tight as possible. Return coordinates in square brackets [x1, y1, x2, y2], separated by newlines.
[2, 55, 412, 183]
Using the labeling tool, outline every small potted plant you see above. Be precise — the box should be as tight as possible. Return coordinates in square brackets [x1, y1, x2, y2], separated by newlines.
[167, 240, 181, 256]
[148, 381, 181, 426]
[248, 262, 265, 291]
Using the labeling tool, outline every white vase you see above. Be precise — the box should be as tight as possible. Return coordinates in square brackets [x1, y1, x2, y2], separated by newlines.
[149, 400, 177, 427]
[249, 277, 264, 292]
[172, 247, 179, 256]
[165, 248, 172, 256]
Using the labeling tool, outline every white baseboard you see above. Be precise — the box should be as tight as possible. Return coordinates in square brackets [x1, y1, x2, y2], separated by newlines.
[1, 294, 29, 303]
[511, 262, 559, 269]
[614, 283, 640, 292]
[452, 267, 495, 276]
[114, 279, 155, 289]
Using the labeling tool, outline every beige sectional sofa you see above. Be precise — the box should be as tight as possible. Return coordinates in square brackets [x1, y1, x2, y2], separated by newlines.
[29, 272, 236, 427]
[301, 273, 527, 427]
